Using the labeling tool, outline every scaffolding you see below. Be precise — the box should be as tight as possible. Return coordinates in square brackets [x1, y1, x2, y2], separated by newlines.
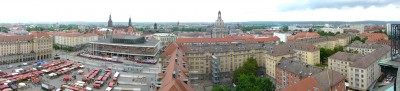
[391, 24, 400, 61]
[211, 56, 221, 85]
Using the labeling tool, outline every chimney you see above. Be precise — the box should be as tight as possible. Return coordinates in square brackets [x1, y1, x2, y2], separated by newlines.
[183, 79, 189, 84]
[173, 71, 176, 79]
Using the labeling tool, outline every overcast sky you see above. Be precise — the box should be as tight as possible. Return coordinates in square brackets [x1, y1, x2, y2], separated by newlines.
[0, 0, 399, 23]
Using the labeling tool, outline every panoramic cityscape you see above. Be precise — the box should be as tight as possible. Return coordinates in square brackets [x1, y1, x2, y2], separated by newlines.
[0, 0, 400, 91]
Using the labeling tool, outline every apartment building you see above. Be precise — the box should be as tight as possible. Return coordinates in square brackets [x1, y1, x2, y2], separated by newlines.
[345, 41, 382, 55]
[265, 44, 294, 79]
[0, 32, 53, 65]
[50, 32, 98, 47]
[153, 33, 177, 46]
[281, 69, 346, 91]
[286, 32, 320, 41]
[328, 52, 362, 78]
[32, 32, 53, 60]
[184, 43, 266, 79]
[347, 46, 390, 90]
[329, 43, 390, 90]
[276, 58, 323, 90]
[290, 34, 352, 49]
[266, 42, 320, 79]
[287, 42, 320, 65]
[321, 27, 344, 33]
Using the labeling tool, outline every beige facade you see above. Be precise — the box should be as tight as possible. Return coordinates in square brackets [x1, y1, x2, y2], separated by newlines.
[0, 32, 53, 65]
[266, 43, 320, 79]
[289, 42, 320, 65]
[153, 33, 177, 46]
[345, 41, 381, 55]
[291, 34, 352, 49]
[52, 33, 98, 47]
[329, 44, 390, 90]
[347, 46, 390, 90]
[328, 52, 361, 79]
[265, 53, 292, 79]
[185, 43, 265, 79]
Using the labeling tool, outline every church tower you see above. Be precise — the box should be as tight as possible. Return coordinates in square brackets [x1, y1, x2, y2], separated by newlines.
[211, 11, 228, 38]
[154, 23, 158, 29]
[108, 14, 113, 29]
[127, 17, 136, 35]
[128, 17, 132, 27]
[215, 11, 224, 28]
[106, 14, 113, 39]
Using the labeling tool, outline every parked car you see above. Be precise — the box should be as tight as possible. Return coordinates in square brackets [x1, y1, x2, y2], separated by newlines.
[7, 65, 13, 69]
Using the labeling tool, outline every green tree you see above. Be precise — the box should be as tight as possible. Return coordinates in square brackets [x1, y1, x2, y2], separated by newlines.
[236, 75, 275, 91]
[361, 38, 368, 43]
[308, 28, 313, 32]
[282, 26, 289, 32]
[317, 31, 337, 36]
[233, 57, 258, 83]
[373, 30, 385, 33]
[279, 41, 284, 44]
[212, 85, 234, 91]
[320, 46, 344, 64]
[0, 27, 9, 33]
[172, 27, 206, 32]
[352, 36, 362, 42]
[241, 26, 266, 32]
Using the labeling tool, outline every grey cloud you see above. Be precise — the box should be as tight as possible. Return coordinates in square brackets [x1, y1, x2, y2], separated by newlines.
[279, 0, 400, 11]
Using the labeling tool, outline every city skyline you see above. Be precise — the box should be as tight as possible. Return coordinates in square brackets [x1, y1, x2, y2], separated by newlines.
[0, 0, 400, 23]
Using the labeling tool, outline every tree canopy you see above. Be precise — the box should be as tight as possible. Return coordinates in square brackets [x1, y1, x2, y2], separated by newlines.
[233, 57, 258, 83]
[317, 31, 339, 36]
[0, 27, 10, 33]
[212, 85, 234, 91]
[236, 75, 275, 91]
[212, 57, 275, 91]
[351, 36, 368, 43]
[320, 46, 344, 64]
[172, 27, 206, 32]
[282, 26, 289, 32]
[241, 26, 266, 32]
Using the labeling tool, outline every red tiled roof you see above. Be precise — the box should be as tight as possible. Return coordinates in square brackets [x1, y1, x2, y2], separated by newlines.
[0, 35, 33, 42]
[31, 32, 50, 37]
[280, 77, 321, 91]
[296, 32, 319, 38]
[287, 32, 320, 41]
[226, 35, 254, 40]
[245, 37, 280, 42]
[176, 36, 279, 43]
[365, 33, 388, 43]
[158, 49, 194, 91]
[95, 30, 104, 36]
[162, 42, 179, 57]
[360, 33, 371, 37]
[176, 37, 235, 43]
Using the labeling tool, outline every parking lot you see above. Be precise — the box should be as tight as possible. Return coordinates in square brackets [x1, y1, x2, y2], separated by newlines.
[0, 54, 159, 91]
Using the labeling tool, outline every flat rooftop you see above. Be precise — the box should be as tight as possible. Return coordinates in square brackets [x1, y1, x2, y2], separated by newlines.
[91, 39, 160, 47]
[112, 35, 143, 40]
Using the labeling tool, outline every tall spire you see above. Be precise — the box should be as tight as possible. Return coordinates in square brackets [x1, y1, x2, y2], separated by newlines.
[218, 10, 221, 19]
[154, 23, 158, 29]
[108, 13, 113, 28]
[128, 16, 132, 27]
